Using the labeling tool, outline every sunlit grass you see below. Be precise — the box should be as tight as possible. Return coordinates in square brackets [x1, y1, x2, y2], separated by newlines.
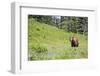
[28, 18, 88, 61]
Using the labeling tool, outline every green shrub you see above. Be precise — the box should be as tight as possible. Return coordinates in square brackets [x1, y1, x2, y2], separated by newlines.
[31, 44, 48, 53]
[36, 28, 40, 31]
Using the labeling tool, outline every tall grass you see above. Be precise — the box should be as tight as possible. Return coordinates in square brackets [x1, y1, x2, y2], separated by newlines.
[28, 18, 88, 61]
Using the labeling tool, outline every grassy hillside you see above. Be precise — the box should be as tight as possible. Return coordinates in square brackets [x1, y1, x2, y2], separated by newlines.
[28, 18, 88, 60]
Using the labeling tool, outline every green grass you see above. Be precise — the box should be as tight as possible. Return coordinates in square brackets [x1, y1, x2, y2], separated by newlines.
[28, 18, 88, 61]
